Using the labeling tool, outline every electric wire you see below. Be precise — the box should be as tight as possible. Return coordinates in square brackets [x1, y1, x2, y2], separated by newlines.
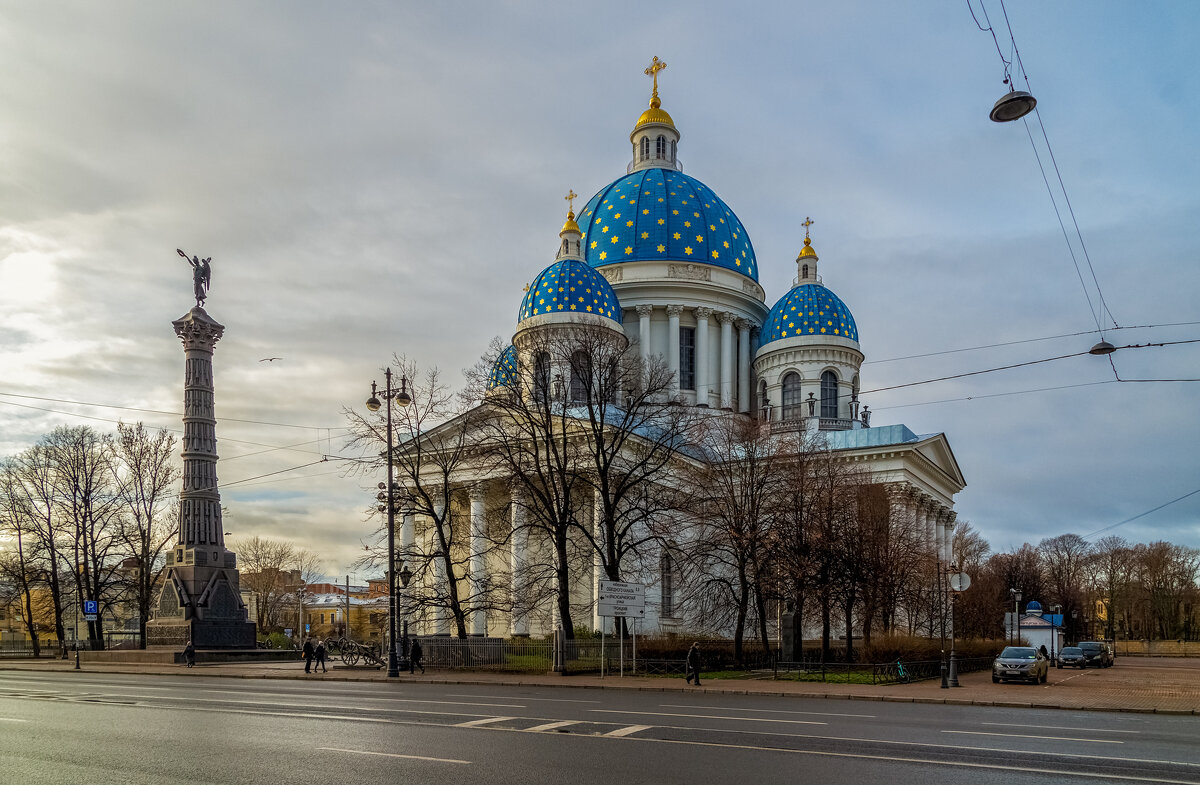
[870, 379, 1115, 411]
[1081, 487, 1200, 540]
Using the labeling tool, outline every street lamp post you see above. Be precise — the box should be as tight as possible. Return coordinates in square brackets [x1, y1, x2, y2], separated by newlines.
[366, 367, 412, 679]
[398, 562, 413, 668]
[1010, 588, 1023, 645]
[1049, 604, 1062, 664]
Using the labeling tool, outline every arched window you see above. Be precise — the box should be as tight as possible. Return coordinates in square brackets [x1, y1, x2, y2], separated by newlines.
[802, 264, 809, 279]
[660, 551, 674, 618]
[656, 135, 666, 159]
[569, 350, 591, 403]
[781, 372, 802, 420]
[533, 352, 550, 402]
[670, 139, 676, 162]
[640, 136, 650, 161]
[821, 370, 839, 418]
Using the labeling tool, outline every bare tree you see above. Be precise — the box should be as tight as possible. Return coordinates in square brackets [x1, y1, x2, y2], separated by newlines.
[0, 460, 47, 655]
[236, 536, 297, 631]
[1088, 535, 1134, 641]
[108, 422, 179, 648]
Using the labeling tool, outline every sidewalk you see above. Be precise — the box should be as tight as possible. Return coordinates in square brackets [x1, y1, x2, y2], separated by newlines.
[3, 655, 1197, 715]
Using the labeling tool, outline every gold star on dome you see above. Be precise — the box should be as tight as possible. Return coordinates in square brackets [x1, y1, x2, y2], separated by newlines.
[641, 232, 649, 239]
[624, 246, 632, 254]
[590, 241, 597, 249]
[602, 226, 609, 233]
[695, 235, 703, 242]
[626, 220, 633, 227]
[657, 218, 665, 225]
[657, 244, 665, 252]
[712, 250, 719, 259]
[599, 251, 607, 260]
[611, 236, 618, 244]
[673, 232, 681, 239]
[685, 247, 693, 255]
[643, 209, 649, 215]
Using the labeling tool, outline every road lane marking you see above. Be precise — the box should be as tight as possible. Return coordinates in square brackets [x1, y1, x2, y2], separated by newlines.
[449, 693, 600, 704]
[0, 717, 30, 722]
[591, 709, 826, 726]
[605, 725, 652, 737]
[662, 705, 878, 720]
[524, 720, 579, 732]
[944, 730, 1121, 744]
[981, 722, 1141, 734]
[318, 747, 469, 765]
[455, 716, 515, 728]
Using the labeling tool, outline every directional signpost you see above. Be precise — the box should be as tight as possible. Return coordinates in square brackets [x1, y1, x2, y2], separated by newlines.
[598, 581, 645, 677]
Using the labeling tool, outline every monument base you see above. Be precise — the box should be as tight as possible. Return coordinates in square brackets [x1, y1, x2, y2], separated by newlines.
[145, 619, 257, 649]
[147, 556, 257, 649]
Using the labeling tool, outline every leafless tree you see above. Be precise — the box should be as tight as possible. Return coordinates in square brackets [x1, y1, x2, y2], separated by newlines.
[236, 535, 298, 631]
[108, 422, 179, 648]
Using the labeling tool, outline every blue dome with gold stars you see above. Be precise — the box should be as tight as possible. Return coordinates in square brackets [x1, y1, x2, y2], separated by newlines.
[518, 259, 622, 324]
[760, 284, 858, 346]
[487, 345, 518, 390]
[576, 169, 757, 281]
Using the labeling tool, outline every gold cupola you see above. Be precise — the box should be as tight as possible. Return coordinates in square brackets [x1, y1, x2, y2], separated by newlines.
[629, 56, 681, 172]
[796, 217, 820, 283]
[556, 189, 583, 260]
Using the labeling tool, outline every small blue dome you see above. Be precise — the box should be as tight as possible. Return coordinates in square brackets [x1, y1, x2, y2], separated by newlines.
[760, 284, 858, 347]
[576, 168, 758, 281]
[1025, 600, 1042, 611]
[487, 345, 518, 390]
[518, 259, 622, 323]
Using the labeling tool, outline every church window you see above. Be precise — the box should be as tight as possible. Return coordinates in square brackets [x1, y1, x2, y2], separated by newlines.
[782, 372, 802, 420]
[660, 551, 674, 618]
[656, 135, 666, 159]
[821, 370, 839, 418]
[670, 139, 676, 161]
[640, 136, 650, 161]
[679, 326, 696, 390]
[533, 352, 551, 402]
[569, 350, 591, 403]
[802, 264, 809, 279]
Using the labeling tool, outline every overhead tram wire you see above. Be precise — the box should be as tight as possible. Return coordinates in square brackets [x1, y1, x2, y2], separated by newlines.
[1081, 487, 1200, 540]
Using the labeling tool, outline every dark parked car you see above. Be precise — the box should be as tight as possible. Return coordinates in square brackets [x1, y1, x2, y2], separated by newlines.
[992, 646, 1049, 684]
[1057, 646, 1086, 668]
[1079, 641, 1113, 668]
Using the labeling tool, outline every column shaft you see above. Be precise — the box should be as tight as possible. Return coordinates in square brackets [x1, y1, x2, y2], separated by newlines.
[719, 312, 734, 409]
[469, 488, 487, 636]
[695, 307, 711, 405]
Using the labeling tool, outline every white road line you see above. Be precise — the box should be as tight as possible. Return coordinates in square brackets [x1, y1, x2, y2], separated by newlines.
[944, 730, 1121, 744]
[980, 722, 1141, 734]
[449, 693, 600, 704]
[592, 709, 826, 726]
[455, 716, 515, 728]
[524, 720, 579, 733]
[0, 717, 30, 722]
[661, 704, 873, 718]
[606, 725, 653, 737]
[318, 747, 469, 765]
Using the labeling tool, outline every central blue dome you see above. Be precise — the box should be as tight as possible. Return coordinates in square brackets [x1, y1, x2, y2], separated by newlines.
[576, 169, 758, 281]
[761, 284, 859, 346]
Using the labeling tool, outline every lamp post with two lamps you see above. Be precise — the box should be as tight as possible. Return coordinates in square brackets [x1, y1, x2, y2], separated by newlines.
[366, 367, 412, 678]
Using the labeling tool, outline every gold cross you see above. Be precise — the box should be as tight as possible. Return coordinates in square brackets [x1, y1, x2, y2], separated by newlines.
[801, 216, 814, 239]
[565, 189, 578, 213]
[644, 56, 666, 105]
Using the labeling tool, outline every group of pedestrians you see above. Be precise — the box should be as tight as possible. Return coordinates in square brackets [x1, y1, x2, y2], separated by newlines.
[300, 637, 425, 675]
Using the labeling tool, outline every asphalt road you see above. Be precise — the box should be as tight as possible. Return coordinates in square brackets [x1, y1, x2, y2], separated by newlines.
[2, 671, 1198, 785]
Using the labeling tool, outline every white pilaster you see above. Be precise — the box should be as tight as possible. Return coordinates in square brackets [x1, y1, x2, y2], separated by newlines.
[666, 305, 682, 397]
[431, 496, 450, 636]
[695, 307, 711, 405]
[737, 318, 751, 413]
[592, 489, 604, 631]
[469, 486, 487, 637]
[719, 311, 734, 409]
[509, 491, 528, 636]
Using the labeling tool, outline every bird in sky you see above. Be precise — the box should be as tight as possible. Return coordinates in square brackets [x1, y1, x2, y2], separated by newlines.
[259, 357, 283, 363]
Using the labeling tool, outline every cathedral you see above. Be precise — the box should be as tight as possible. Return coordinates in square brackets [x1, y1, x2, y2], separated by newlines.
[395, 59, 966, 639]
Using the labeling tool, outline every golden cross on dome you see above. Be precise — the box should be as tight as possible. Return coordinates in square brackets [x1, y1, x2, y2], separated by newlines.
[644, 56, 666, 107]
[801, 216, 814, 239]
[565, 189, 578, 213]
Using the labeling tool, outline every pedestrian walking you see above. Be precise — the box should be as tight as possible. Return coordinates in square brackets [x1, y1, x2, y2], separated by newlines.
[409, 638, 424, 674]
[183, 640, 195, 668]
[315, 639, 328, 673]
[685, 641, 701, 686]
[302, 637, 315, 674]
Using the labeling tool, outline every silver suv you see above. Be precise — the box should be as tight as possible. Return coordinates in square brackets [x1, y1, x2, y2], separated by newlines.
[992, 646, 1049, 684]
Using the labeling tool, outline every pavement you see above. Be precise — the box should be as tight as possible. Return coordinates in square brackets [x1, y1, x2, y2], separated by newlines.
[3, 654, 1198, 715]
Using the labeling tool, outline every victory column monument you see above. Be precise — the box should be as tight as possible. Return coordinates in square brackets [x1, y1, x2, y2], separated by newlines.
[145, 250, 256, 648]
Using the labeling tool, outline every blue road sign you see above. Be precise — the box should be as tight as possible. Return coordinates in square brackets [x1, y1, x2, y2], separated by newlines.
[83, 600, 98, 615]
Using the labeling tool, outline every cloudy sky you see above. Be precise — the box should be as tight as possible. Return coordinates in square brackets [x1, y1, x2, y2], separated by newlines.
[2, 1, 1197, 581]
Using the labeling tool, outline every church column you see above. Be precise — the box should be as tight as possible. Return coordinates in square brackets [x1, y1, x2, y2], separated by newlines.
[509, 489, 528, 637]
[695, 307, 711, 405]
[469, 486, 487, 637]
[943, 510, 957, 565]
[666, 305, 682, 397]
[737, 318, 751, 413]
[592, 489, 604, 631]
[719, 311, 735, 409]
[636, 305, 653, 371]
[431, 495, 450, 635]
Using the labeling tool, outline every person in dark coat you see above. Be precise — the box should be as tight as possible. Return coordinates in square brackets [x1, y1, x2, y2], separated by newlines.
[314, 640, 327, 673]
[302, 638, 315, 674]
[685, 642, 701, 686]
[183, 640, 195, 668]
[409, 638, 424, 674]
